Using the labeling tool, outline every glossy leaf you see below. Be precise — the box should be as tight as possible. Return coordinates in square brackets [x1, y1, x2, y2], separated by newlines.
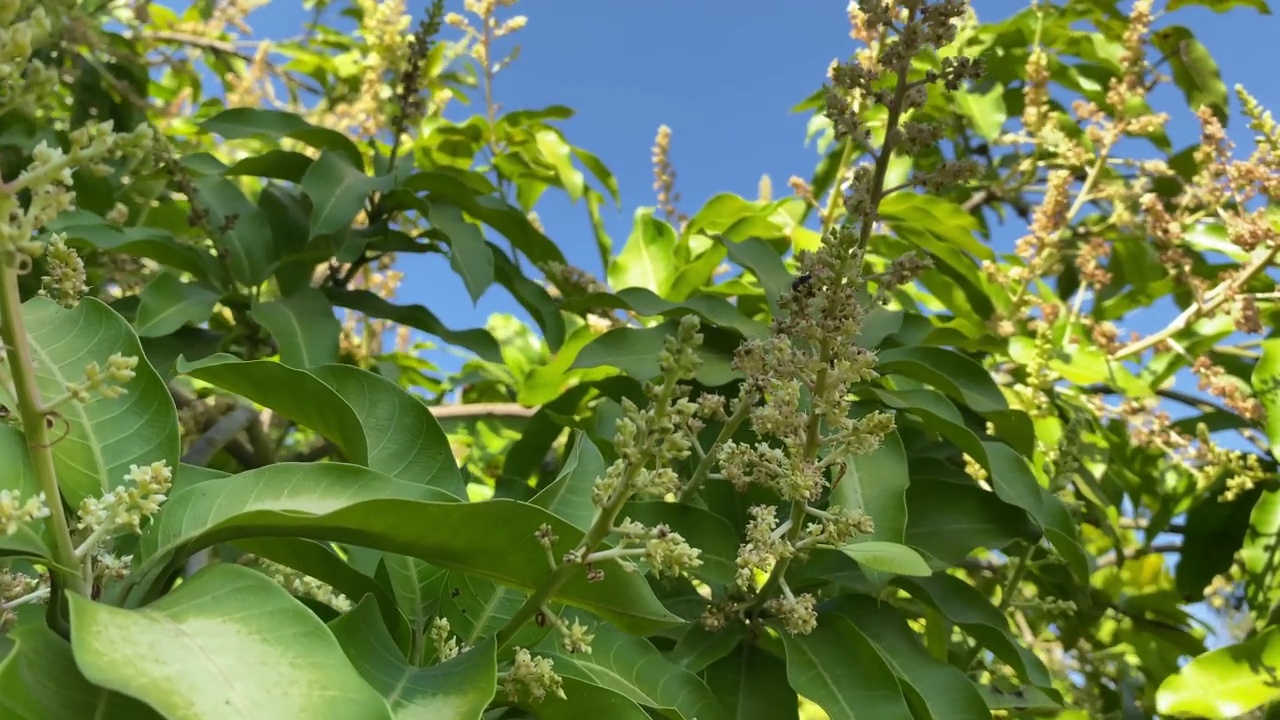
[875, 346, 1008, 414]
[330, 598, 496, 720]
[1156, 626, 1280, 718]
[69, 564, 391, 720]
[251, 288, 343, 367]
[0, 299, 181, 506]
[138, 463, 682, 634]
[133, 272, 220, 338]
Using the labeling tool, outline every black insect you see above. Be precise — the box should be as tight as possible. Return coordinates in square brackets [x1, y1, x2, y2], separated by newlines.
[791, 273, 813, 293]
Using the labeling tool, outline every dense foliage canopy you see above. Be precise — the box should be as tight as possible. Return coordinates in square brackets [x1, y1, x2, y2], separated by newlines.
[1, 0, 1279, 718]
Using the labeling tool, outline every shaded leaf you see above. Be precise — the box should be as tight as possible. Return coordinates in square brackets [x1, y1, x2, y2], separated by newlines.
[530, 430, 604, 531]
[190, 176, 277, 286]
[326, 289, 503, 364]
[429, 201, 494, 303]
[251, 288, 342, 367]
[302, 150, 391, 239]
[331, 598, 496, 720]
[705, 643, 799, 720]
[779, 613, 914, 720]
[199, 108, 364, 168]
[133, 272, 220, 338]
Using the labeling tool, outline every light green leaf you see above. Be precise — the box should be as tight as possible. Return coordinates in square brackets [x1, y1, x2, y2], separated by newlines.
[609, 208, 679, 296]
[0, 624, 160, 719]
[439, 572, 553, 652]
[530, 431, 604, 531]
[1151, 26, 1229, 122]
[780, 613, 914, 720]
[717, 236, 791, 313]
[954, 84, 1007, 141]
[251, 288, 342, 367]
[0, 299, 181, 507]
[133, 272, 221, 338]
[382, 554, 447, 641]
[542, 623, 725, 720]
[331, 598, 496, 720]
[564, 287, 769, 340]
[138, 463, 682, 635]
[429, 202, 494, 303]
[223, 149, 315, 182]
[535, 129, 586, 201]
[69, 564, 391, 720]
[302, 150, 390, 239]
[1167, 0, 1270, 11]
[830, 430, 909, 543]
[1252, 339, 1280, 456]
[1156, 626, 1280, 718]
[838, 541, 932, 577]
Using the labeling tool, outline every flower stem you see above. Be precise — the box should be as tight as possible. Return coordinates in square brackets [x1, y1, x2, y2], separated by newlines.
[0, 265, 87, 596]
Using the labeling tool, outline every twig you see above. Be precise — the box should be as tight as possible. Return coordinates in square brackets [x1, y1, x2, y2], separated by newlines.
[181, 406, 257, 466]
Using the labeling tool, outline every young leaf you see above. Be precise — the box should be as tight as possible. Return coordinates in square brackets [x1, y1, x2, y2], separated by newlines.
[133, 272, 221, 338]
[1157, 626, 1280, 719]
[330, 598, 497, 720]
[69, 564, 392, 720]
[608, 208, 679, 296]
[250, 288, 342, 367]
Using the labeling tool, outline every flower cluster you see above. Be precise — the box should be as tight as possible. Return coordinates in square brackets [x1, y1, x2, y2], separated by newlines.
[0, 568, 48, 631]
[0, 488, 50, 536]
[75, 461, 173, 558]
[38, 234, 88, 307]
[429, 616, 463, 662]
[60, 353, 139, 405]
[502, 647, 566, 704]
[248, 555, 353, 613]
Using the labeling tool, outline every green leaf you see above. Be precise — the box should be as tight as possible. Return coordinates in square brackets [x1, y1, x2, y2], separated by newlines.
[429, 201, 494, 303]
[572, 321, 741, 387]
[717, 236, 791, 313]
[1151, 26, 1229, 122]
[704, 643, 799, 720]
[838, 541, 932, 577]
[622, 501, 741, 586]
[831, 597, 990, 720]
[779, 613, 914, 720]
[302, 150, 390, 239]
[199, 108, 365, 168]
[0, 299, 181, 507]
[224, 150, 315, 183]
[878, 193, 993, 261]
[535, 129, 586, 201]
[381, 554, 446, 637]
[439, 572, 553, 652]
[1178, 486, 1260, 598]
[542, 623, 725, 720]
[138, 463, 682, 634]
[1252, 339, 1280, 456]
[1241, 487, 1280, 620]
[1167, 0, 1270, 11]
[525, 676, 652, 720]
[190, 176, 277, 286]
[905, 476, 1034, 568]
[326, 289, 503, 364]
[565, 287, 769, 340]
[953, 83, 1008, 141]
[0, 624, 161, 719]
[0, 425, 49, 561]
[875, 346, 1008, 414]
[530, 431, 604, 531]
[133, 272, 221, 338]
[1156, 625, 1280, 718]
[251, 288, 342, 367]
[404, 171, 565, 265]
[896, 574, 1057, 692]
[70, 564, 391, 720]
[491, 245, 566, 351]
[178, 355, 465, 496]
[48, 215, 227, 287]
[830, 430, 910, 543]
[331, 598, 496, 720]
[609, 208, 679, 296]
[666, 624, 744, 674]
